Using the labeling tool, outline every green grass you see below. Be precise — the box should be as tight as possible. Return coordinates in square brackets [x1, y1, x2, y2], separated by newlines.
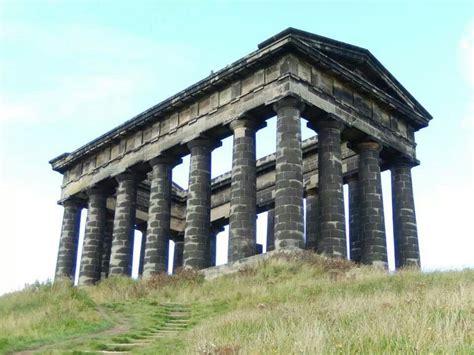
[0, 252, 472, 354]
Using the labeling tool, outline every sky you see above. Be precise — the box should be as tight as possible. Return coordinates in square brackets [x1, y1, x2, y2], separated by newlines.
[0, 0, 473, 295]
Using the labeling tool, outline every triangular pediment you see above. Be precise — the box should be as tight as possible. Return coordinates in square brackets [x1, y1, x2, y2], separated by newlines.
[259, 28, 431, 121]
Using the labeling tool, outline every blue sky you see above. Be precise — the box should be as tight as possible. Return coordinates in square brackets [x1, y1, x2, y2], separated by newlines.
[0, 0, 472, 295]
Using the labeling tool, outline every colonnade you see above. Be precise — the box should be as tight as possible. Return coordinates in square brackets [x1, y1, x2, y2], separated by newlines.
[55, 97, 420, 285]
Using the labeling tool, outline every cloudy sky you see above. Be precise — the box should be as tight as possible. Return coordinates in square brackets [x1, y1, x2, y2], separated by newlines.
[0, 1, 472, 295]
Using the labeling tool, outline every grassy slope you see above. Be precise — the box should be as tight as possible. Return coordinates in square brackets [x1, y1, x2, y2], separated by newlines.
[0, 253, 472, 354]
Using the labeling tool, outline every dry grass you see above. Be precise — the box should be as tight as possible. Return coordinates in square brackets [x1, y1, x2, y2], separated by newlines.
[0, 252, 472, 354]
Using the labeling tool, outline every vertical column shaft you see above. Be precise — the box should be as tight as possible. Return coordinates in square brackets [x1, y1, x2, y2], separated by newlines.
[137, 224, 147, 277]
[357, 141, 387, 266]
[209, 225, 224, 267]
[143, 157, 178, 278]
[183, 139, 213, 269]
[305, 188, 320, 250]
[79, 188, 107, 285]
[109, 172, 138, 276]
[392, 158, 420, 268]
[100, 212, 114, 279]
[55, 198, 83, 280]
[228, 119, 257, 262]
[348, 176, 361, 262]
[266, 208, 275, 251]
[311, 117, 346, 257]
[273, 97, 305, 249]
[173, 239, 184, 272]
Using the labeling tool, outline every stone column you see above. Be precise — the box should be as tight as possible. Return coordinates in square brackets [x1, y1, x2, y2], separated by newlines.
[228, 119, 257, 262]
[209, 225, 224, 267]
[357, 141, 387, 267]
[109, 172, 138, 276]
[391, 158, 420, 268]
[173, 239, 184, 273]
[78, 187, 107, 286]
[309, 116, 346, 257]
[137, 224, 147, 277]
[100, 211, 114, 279]
[305, 188, 319, 250]
[273, 97, 305, 249]
[55, 198, 83, 280]
[347, 176, 361, 262]
[143, 156, 180, 278]
[183, 138, 214, 269]
[266, 208, 275, 251]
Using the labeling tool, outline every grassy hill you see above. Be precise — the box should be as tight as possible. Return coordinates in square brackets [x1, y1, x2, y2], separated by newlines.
[0, 252, 472, 354]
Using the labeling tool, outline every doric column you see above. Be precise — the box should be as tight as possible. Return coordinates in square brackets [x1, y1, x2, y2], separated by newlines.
[228, 118, 257, 262]
[143, 156, 180, 278]
[183, 138, 215, 269]
[309, 116, 346, 257]
[136, 223, 147, 277]
[391, 157, 420, 268]
[357, 141, 387, 267]
[100, 211, 114, 279]
[305, 188, 319, 250]
[347, 176, 361, 262]
[209, 225, 225, 267]
[109, 172, 138, 276]
[173, 238, 184, 273]
[273, 97, 305, 249]
[266, 208, 275, 251]
[78, 187, 107, 285]
[55, 198, 83, 280]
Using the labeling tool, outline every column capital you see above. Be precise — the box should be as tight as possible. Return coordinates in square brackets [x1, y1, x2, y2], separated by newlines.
[115, 170, 139, 183]
[272, 96, 305, 113]
[149, 155, 182, 168]
[391, 155, 417, 168]
[354, 140, 382, 153]
[61, 196, 84, 208]
[229, 117, 259, 131]
[307, 113, 345, 132]
[186, 136, 222, 151]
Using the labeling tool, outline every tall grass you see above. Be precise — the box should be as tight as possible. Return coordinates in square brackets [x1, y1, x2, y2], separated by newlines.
[0, 252, 472, 354]
[0, 280, 107, 352]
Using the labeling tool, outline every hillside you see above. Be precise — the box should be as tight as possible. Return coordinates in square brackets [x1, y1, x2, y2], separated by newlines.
[0, 252, 472, 354]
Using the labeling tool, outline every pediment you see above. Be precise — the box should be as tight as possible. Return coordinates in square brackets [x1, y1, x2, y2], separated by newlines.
[259, 28, 432, 122]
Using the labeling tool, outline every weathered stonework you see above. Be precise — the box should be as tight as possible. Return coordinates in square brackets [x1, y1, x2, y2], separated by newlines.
[266, 208, 275, 251]
[310, 117, 346, 258]
[347, 176, 361, 262]
[51, 28, 432, 281]
[109, 172, 138, 276]
[55, 198, 83, 280]
[392, 158, 420, 267]
[209, 225, 224, 267]
[100, 212, 114, 279]
[183, 139, 215, 270]
[357, 142, 387, 267]
[228, 119, 258, 262]
[273, 97, 305, 249]
[305, 188, 319, 250]
[173, 239, 184, 272]
[137, 223, 147, 276]
[78, 188, 107, 285]
[142, 157, 180, 278]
